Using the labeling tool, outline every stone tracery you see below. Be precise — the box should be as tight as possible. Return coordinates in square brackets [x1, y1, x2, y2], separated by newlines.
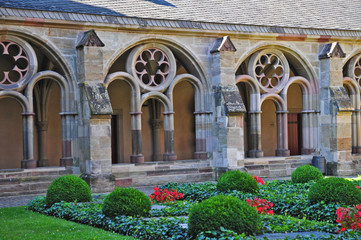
[254, 53, 284, 89]
[0, 41, 29, 87]
[134, 48, 170, 87]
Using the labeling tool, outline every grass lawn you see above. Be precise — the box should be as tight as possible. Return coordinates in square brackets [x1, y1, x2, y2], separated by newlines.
[0, 206, 134, 240]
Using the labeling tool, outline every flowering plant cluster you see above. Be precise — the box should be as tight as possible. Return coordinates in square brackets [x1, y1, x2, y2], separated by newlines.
[336, 205, 361, 233]
[252, 175, 265, 185]
[356, 186, 361, 191]
[150, 187, 183, 204]
[246, 197, 274, 215]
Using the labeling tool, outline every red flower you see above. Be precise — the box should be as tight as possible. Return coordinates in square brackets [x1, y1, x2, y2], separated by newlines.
[149, 187, 184, 204]
[246, 197, 274, 215]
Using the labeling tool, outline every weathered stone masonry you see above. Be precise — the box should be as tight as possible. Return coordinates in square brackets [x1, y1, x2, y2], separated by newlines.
[0, 3, 361, 195]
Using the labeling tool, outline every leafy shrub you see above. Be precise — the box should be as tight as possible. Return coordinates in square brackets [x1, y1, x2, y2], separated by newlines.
[46, 175, 92, 206]
[216, 170, 259, 194]
[102, 187, 151, 217]
[160, 182, 217, 201]
[188, 195, 261, 238]
[308, 177, 361, 205]
[291, 165, 323, 183]
[27, 196, 48, 212]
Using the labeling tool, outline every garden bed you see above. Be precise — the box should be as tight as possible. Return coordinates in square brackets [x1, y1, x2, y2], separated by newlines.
[26, 177, 361, 239]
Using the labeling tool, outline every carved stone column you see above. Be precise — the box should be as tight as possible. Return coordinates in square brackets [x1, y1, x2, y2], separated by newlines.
[194, 112, 208, 160]
[248, 111, 263, 158]
[163, 112, 177, 161]
[151, 118, 163, 161]
[130, 112, 144, 163]
[21, 112, 36, 169]
[275, 111, 290, 156]
[36, 121, 48, 167]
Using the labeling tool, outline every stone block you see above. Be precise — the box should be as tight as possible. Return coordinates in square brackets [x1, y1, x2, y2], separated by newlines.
[115, 178, 133, 187]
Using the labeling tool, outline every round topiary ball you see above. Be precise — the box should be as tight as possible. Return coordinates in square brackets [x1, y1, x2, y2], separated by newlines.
[216, 170, 260, 194]
[46, 175, 92, 206]
[308, 177, 361, 205]
[102, 187, 151, 218]
[188, 195, 261, 238]
[291, 165, 323, 183]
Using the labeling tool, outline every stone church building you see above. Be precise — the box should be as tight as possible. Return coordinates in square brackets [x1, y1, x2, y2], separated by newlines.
[1, 0, 361, 195]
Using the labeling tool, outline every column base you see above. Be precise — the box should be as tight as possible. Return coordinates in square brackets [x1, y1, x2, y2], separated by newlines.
[301, 148, 315, 155]
[130, 154, 144, 163]
[276, 149, 290, 157]
[37, 159, 49, 167]
[248, 150, 264, 158]
[21, 159, 37, 169]
[163, 153, 177, 161]
[352, 146, 361, 154]
[60, 157, 73, 167]
[194, 152, 207, 160]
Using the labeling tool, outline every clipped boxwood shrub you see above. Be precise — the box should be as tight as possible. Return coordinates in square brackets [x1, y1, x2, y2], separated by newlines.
[308, 177, 361, 205]
[216, 170, 259, 194]
[291, 165, 323, 183]
[188, 195, 261, 238]
[102, 187, 151, 217]
[46, 175, 92, 206]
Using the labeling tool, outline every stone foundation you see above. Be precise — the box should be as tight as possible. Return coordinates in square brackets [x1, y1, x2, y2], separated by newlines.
[112, 160, 213, 187]
[0, 167, 71, 197]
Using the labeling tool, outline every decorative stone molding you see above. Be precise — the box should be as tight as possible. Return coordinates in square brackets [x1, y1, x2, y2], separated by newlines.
[0, 36, 38, 90]
[126, 43, 176, 92]
[76, 29, 105, 48]
[346, 54, 361, 88]
[319, 42, 346, 59]
[210, 36, 236, 53]
[247, 49, 289, 94]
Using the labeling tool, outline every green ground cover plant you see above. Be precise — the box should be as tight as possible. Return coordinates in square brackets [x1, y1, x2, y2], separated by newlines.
[24, 175, 361, 239]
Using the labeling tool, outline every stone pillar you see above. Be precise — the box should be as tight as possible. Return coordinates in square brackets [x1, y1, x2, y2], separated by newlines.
[319, 42, 353, 175]
[210, 36, 245, 172]
[354, 110, 361, 153]
[275, 111, 290, 156]
[248, 111, 263, 158]
[21, 112, 36, 168]
[76, 30, 115, 192]
[150, 100, 163, 161]
[130, 112, 144, 163]
[194, 112, 208, 160]
[36, 121, 48, 167]
[60, 112, 76, 166]
[163, 112, 177, 161]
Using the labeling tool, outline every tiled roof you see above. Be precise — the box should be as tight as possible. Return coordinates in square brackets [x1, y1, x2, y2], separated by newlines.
[0, 0, 360, 33]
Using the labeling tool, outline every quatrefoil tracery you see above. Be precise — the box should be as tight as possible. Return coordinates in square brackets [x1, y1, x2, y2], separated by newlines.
[0, 41, 29, 86]
[135, 48, 170, 87]
[255, 53, 284, 89]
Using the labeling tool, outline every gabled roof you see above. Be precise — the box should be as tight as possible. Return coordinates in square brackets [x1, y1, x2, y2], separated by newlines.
[0, 0, 360, 34]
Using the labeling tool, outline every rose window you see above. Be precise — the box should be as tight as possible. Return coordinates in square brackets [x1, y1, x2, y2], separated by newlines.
[0, 41, 29, 87]
[255, 53, 284, 89]
[354, 57, 361, 87]
[134, 48, 170, 87]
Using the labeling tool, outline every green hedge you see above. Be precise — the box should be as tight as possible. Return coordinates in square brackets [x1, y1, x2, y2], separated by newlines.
[216, 171, 259, 194]
[102, 187, 151, 217]
[46, 175, 92, 206]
